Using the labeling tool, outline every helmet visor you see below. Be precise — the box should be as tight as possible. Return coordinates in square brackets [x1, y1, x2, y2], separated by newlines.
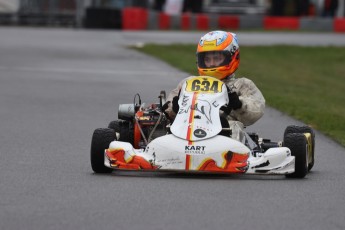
[197, 51, 232, 69]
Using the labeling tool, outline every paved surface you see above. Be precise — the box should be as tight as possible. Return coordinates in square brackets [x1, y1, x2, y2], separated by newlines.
[1, 27, 345, 230]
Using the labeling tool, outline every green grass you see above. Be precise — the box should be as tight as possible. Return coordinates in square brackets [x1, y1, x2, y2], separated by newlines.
[132, 44, 345, 146]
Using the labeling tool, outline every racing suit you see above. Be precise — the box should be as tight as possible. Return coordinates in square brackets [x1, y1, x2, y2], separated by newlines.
[165, 74, 265, 143]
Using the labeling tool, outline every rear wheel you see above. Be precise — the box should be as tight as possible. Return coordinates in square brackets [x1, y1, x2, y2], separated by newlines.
[90, 128, 116, 173]
[108, 120, 134, 144]
[108, 120, 120, 132]
[284, 133, 308, 178]
[284, 125, 315, 171]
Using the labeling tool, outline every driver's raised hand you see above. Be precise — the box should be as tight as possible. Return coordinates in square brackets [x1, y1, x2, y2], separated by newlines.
[227, 91, 242, 110]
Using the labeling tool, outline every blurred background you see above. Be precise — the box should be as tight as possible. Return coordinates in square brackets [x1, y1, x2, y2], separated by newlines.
[0, 0, 344, 29]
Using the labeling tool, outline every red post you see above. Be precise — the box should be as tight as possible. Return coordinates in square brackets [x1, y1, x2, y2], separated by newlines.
[122, 7, 148, 30]
[218, 16, 239, 30]
[181, 13, 191, 30]
[159, 13, 170, 30]
[196, 14, 209, 30]
[334, 18, 345, 33]
[263, 17, 300, 30]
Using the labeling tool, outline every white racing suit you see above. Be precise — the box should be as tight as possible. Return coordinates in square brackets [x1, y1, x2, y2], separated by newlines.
[165, 75, 265, 143]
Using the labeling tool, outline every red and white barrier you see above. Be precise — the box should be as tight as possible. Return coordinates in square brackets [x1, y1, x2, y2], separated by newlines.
[121, 7, 345, 33]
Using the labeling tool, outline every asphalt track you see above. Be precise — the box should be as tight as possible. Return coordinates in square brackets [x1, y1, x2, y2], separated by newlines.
[1, 28, 345, 230]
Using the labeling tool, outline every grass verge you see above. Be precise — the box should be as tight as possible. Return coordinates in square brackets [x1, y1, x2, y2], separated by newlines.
[133, 44, 345, 146]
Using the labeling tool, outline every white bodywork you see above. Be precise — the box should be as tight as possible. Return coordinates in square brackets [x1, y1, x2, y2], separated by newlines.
[171, 76, 229, 141]
[105, 76, 295, 175]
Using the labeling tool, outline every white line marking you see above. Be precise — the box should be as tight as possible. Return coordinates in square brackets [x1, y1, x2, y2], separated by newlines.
[0, 66, 185, 76]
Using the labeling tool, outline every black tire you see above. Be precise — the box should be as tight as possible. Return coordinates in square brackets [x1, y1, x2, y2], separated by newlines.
[108, 120, 120, 132]
[90, 128, 116, 173]
[284, 125, 315, 171]
[107, 120, 134, 144]
[284, 133, 308, 178]
[121, 121, 134, 145]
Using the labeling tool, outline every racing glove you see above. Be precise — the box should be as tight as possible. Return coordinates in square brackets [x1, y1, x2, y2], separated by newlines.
[162, 101, 172, 120]
[162, 101, 170, 113]
[172, 96, 179, 114]
[227, 92, 242, 110]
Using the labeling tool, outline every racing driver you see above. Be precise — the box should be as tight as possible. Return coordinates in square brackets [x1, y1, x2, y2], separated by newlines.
[163, 30, 265, 143]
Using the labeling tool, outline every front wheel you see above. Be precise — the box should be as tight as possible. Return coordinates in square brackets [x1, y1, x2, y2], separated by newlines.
[284, 133, 308, 178]
[284, 125, 315, 171]
[90, 128, 116, 173]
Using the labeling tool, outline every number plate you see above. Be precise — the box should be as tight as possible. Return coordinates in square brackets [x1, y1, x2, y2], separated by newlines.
[185, 77, 223, 93]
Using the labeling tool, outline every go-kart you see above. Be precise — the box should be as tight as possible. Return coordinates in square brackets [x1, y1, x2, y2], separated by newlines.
[91, 76, 315, 178]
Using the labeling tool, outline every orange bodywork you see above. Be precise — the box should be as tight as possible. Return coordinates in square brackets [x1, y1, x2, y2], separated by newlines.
[105, 148, 158, 170]
[106, 148, 248, 173]
[196, 151, 249, 173]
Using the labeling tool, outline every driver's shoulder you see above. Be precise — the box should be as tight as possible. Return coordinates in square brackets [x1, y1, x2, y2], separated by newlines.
[225, 76, 254, 85]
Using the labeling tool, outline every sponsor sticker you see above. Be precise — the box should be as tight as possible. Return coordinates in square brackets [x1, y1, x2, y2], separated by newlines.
[194, 129, 207, 138]
[185, 145, 206, 155]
